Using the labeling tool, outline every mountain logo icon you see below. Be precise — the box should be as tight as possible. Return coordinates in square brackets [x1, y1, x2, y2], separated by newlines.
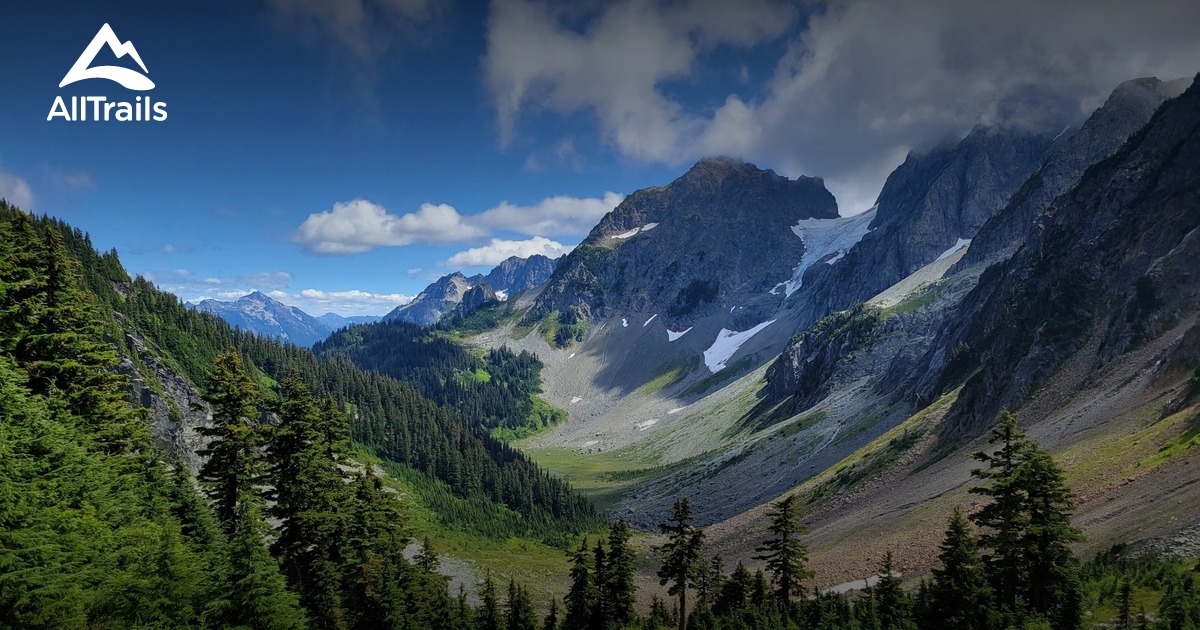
[59, 23, 155, 91]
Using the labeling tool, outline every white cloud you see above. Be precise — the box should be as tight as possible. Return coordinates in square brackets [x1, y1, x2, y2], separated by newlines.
[0, 164, 34, 210]
[45, 167, 94, 190]
[292, 198, 483, 254]
[472, 191, 624, 237]
[293, 288, 413, 315]
[267, 0, 446, 61]
[445, 236, 574, 268]
[484, 0, 1200, 209]
[292, 192, 622, 255]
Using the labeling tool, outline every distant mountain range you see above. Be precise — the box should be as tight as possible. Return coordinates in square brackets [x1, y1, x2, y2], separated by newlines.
[384, 254, 558, 326]
[189, 291, 381, 347]
[189, 254, 560, 344]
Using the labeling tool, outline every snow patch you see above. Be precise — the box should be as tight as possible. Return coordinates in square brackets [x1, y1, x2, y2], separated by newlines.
[782, 208, 876, 296]
[634, 419, 658, 431]
[642, 314, 658, 327]
[567, 352, 576, 359]
[1052, 125, 1071, 142]
[703, 320, 775, 372]
[667, 407, 685, 415]
[641, 222, 658, 232]
[495, 290, 508, 301]
[622, 318, 628, 328]
[570, 396, 583, 404]
[613, 228, 640, 239]
[667, 327, 692, 342]
[935, 238, 971, 261]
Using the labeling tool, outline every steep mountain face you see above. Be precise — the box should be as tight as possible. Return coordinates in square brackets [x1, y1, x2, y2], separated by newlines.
[473, 254, 557, 296]
[458, 284, 499, 317]
[530, 156, 838, 329]
[786, 125, 1058, 327]
[387, 255, 558, 326]
[192, 291, 331, 347]
[961, 76, 1191, 267]
[385, 272, 473, 325]
[768, 78, 1184, 413]
[921, 74, 1200, 439]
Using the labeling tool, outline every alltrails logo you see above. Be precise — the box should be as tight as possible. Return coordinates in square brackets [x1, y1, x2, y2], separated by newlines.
[48, 23, 168, 122]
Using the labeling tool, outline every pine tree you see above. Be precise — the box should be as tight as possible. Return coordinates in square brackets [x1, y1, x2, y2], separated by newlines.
[267, 375, 352, 628]
[753, 493, 812, 623]
[506, 579, 538, 630]
[478, 571, 504, 630]
[210, 499, 308, 630]
[592, 538, 608, 624]
[970, 411, 1083, 628]
[655, 497, 705, 630]
[542, 599, 560, 630]
[416, 536, 440, 573]
[197, 350, 264, 531]
[928, 507, 995, 629]
[1117, 579, 1132, 629]
[715, 562, 752, 616]
[875, 552, 914, 630]
[601, 519, 637, 627]
[564, 540, 595, 630]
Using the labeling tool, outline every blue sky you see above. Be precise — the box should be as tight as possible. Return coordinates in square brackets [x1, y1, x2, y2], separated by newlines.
[2, 0, 1198, 314]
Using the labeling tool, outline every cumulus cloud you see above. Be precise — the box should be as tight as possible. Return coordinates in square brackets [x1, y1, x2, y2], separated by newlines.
[0, 164, 34, 210]
[292, 192, 621, 255]
[445, 236, 573, 268]
[294, 288, 413, 314]
[292, 199, 484, 254]
[484, 0, 1200, 211]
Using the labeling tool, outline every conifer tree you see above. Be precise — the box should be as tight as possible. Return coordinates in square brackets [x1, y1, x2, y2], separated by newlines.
[601, 519, 638, 627]
[875, 552, 915, 630]
[416, 536, 440, 573]
[655, 497, 705, 630]
[543, 599, 560, 630]
[478, 571, 504, 630]
[210, 499, 308, 630]
[754, 493, 812, 623]
[267, 375, 352, 628]
[929, 507, 995, 630]
[564, 540, 595, 630]
[197, 350, 263, 531]
[506, 579, 538, 630]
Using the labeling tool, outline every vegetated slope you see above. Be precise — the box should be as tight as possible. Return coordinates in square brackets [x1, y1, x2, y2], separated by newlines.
[315, 319, 564, 439]
[700, 75, 1200, 586]
[0, 203, 603, 547]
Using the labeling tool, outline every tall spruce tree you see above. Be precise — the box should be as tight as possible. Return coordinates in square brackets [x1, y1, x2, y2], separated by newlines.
[563, 540, 595, 630]
[267, 375, 352, 628]
[875, 552, 915, 630]
[477, 571, 503, 630]
[197, 350, 264, 532]
[753, 493, 812, 623]
[506, 579, 538, 630]
[928, 506, 995, 630]
[655, 497, 705, 630]
[210, 499, 308, 630]
[969, 410, 1033, 614]
[601, 519, 637, 627]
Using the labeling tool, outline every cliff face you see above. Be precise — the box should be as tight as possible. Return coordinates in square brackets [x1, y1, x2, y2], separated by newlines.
[787, 125, 1058, 328]
[930, 75, 1200, 438]
[530, 156, 839, 328]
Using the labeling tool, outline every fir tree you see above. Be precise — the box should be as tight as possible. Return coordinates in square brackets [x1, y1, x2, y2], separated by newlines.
[563, 540, 595, 630]
[197, 350, 264, 532]
[753, 493, 812, 623]
[416, 536, 440, 573]
[929, 507, 995, 629]
[655, 497, 705, 630]
[210, 499, 308, 630]
[478, 571, 504, 630]
[506, 579, 538, 630]
[542, 599, 560, 630]
[601, 519, 638, 627]
[875, 552, 915, 630]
